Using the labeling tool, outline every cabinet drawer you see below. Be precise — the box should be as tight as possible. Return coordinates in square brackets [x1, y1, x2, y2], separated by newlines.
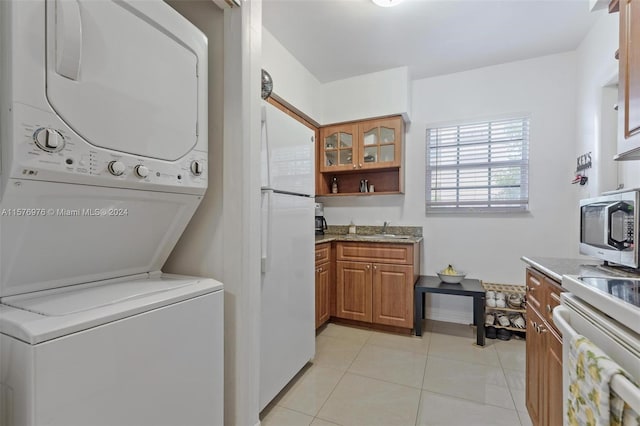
[336, 242, 413, 265]
[526, 268, 544, 313]
[315, 243, 331, 265]
[544, 277, 564, 333]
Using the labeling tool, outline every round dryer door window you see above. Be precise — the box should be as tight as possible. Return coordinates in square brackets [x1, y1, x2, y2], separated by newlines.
[45, 0, 201, 161]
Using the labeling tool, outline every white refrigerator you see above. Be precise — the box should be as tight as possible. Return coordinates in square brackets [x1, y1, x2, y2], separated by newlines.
[260, 101, 316, 411]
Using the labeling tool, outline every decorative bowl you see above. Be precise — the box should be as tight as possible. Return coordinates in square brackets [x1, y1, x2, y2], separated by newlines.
[437, 272, 466, 284]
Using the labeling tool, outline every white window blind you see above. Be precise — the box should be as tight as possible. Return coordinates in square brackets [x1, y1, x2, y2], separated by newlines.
[426, 117, 529, 213]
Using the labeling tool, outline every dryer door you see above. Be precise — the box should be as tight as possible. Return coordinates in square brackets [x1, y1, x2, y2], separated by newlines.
[45, 0, 204, 161]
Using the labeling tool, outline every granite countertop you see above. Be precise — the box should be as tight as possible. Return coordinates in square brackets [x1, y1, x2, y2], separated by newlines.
[315, 233, 423, 244]
[521, 256, 640, 282]
[316, 225, 423, 245]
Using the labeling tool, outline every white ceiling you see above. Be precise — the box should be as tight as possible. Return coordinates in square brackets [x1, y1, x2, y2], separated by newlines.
[262, 0, 601, 83]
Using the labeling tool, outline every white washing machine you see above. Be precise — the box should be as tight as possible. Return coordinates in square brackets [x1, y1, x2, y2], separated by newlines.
[0, 1, 223, 425]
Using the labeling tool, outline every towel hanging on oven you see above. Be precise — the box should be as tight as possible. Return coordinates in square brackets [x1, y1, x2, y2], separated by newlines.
[567, 334, 640, 426]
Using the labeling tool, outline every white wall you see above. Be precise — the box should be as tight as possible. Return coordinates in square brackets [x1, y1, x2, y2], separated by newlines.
[262, 32, 411, 125]
[322, 52, 579, 323]
[262, 28, 323, 121]
[574, 10, 619, 201]
[321, 66, 411, 124]
[576, 11, 640, 189]
[164, 2, 263, 425]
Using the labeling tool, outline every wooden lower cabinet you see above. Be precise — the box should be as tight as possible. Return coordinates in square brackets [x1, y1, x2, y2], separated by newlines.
[525, 267, 565, 426]
[525, 307, 543, 426]
[334, 241, 419, 330]
[315, 261, 331, 328]
[546, 326, 564, 426]
[315, 243, 333, 329]
[336, 260, 373, 322]
[372, 263, 413, 328]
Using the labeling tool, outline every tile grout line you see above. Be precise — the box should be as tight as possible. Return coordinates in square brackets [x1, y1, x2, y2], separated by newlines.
[494, 342, 525, 419]
[310, 327, 372, 424]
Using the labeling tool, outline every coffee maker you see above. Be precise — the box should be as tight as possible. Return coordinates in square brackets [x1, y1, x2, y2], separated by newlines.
[315, 202, 328, 235]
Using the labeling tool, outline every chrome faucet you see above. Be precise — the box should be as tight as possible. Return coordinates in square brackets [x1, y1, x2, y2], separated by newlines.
[382, 221, 390, 234]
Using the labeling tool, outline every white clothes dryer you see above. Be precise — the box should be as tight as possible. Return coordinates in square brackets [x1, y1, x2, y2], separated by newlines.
[0, 1, 222, 425]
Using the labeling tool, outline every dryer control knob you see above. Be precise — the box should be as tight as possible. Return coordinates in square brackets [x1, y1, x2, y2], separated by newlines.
[108, 161, 126, 176]
[33, 128, 65, 152]
[191, 160, 204, 176]
[134, 165, 149, 178]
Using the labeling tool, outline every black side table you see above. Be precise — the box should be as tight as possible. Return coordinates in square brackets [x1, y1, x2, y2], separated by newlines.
[414, 275, 486, 346]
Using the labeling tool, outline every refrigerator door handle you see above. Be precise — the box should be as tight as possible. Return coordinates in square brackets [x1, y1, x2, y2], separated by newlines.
[261, 190, 273, 273]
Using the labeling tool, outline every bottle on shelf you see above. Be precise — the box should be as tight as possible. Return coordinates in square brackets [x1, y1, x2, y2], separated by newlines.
[331, 176, 338, 194]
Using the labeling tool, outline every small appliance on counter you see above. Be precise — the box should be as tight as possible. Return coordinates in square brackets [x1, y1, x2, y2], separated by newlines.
[580, 188, 639, 268]
[315, 202, 328, 235]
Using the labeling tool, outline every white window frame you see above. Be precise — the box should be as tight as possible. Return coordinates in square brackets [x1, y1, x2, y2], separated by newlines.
[425, 116, 530, 214]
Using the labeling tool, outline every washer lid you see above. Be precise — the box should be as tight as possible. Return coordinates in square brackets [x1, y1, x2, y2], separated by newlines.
[4, 275, 195, 316]
[0, 273, 223, 344]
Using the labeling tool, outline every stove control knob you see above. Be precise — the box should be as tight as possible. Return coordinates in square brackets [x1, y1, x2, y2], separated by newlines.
[33, 128, 65, 152]
[134, 165, 149, 178]
[191, 160, 204, 176]
[108, 161, 126, 176]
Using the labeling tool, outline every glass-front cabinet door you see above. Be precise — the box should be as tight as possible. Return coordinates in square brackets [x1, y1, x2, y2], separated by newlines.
[358, 117, 403, 169]
[320, 124, 358, 172]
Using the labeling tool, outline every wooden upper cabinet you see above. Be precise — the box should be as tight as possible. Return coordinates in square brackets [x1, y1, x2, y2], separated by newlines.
[318, 116, 404, 174]
[358, 118, 403, 169]
[320, 123, 359, 172]
[617, 0, 640, 158]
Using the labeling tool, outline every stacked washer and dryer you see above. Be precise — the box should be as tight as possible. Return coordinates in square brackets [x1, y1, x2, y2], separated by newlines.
[0, 1, 223, 425]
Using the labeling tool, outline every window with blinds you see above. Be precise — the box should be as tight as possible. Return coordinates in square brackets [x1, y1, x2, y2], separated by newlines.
[425, 117, 529, 213]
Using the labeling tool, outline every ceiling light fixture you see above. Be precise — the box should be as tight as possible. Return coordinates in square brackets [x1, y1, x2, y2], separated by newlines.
[372, 0, 404, 7]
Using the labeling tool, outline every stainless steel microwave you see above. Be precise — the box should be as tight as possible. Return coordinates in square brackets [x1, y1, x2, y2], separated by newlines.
[580, 189, 639, 268]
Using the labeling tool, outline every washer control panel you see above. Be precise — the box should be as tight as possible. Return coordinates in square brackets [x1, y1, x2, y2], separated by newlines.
[12, 104, 208, 194]
[33, 127, 65, 153]
[108, 161, 126, 176]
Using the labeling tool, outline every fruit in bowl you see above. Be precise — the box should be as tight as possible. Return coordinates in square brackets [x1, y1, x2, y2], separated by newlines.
[437, 264, 466, 284]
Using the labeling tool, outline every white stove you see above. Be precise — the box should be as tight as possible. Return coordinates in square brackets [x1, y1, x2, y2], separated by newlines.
[562, 275, 640, 334]
[555, 275, 640, 423]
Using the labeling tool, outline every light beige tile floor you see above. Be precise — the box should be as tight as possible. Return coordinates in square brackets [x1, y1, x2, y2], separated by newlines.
[260, 321, 531, 426]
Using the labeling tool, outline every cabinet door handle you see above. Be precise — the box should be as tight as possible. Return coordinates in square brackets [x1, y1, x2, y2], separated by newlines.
[359, 163, 363, 168]
[527, 286, 535, 292]
[318, 267, 323, 272]
[353, 164, 357, 169]
[373, 265, 377, 270]
[366, 264, 371, 270]
[546, 304, 552, 313]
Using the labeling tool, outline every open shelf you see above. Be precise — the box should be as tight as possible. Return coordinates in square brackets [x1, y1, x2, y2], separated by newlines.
[317, 168, 403, 196]
[486, 306, 526, 313]
[483, 281, 527, 334]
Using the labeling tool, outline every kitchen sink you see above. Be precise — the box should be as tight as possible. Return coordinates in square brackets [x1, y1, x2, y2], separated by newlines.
[355, 234, 413, 240]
